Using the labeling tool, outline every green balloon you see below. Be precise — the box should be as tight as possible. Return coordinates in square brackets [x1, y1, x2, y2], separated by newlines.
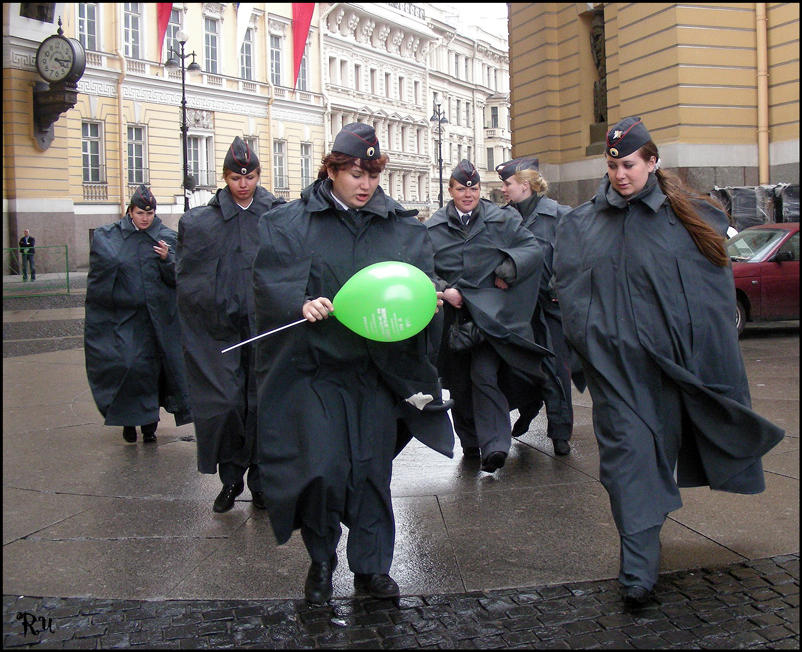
[332, 261, 437, 342]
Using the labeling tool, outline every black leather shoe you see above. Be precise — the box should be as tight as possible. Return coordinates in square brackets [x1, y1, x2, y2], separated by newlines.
[354, 573, 400, 599]
[481, 451, 507, 473]
[552, 438, 570, 456]
[141, 422, 157, 443]
[213, 482, 244, 513]
[122, 426, 137, 443]
[622, 585, 653, 608]
[305, 557, 337, 605]
[462, 446, 481, 459]
[511, 407, 536, 438]
[251, 491, 267, 510]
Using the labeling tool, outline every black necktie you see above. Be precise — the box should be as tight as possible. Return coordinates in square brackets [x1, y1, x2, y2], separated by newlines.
[462, 212, 471, 225]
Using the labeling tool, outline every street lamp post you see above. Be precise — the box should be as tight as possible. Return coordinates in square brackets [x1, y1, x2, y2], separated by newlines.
[430, 98, 448, 208]
[165, 30, 201, 212]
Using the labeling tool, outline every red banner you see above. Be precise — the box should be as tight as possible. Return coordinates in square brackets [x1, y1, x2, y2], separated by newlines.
[157, 3, 173, 55]
[292, 3, 315, 90]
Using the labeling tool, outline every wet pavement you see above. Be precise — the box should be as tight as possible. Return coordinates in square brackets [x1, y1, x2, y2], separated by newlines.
[2, 274, 799, 648]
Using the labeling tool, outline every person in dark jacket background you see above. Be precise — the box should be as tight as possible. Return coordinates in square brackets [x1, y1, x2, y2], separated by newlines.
[19, 229, 35, 281]
[252, 123, 454, 606]
[84, 185, 192, 443]
[176, 137, 284, 514]
[554, 117, 785, 608]
[426, 160, 551, 474]
[496, 157, 577, 456]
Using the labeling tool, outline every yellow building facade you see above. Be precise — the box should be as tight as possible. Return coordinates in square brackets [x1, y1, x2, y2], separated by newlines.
[508, 2, 800, 207]
[3, 2, 325, 271]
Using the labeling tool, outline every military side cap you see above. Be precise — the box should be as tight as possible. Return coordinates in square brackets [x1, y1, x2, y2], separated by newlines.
[224, 136, 260, 174]
[606, 117, 651, 158]
[451, 159, 480, 187]
[332, 122, 380, 160]
[496, 157, 539, 181]
[130, 184, 156, 211]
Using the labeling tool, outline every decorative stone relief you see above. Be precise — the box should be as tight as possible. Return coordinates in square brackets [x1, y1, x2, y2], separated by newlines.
[188, 108, 213, 130]
[268, 19, 287, 36]
[356, 19, 375, 44]
[388, 29, 404, 54]
[342, 12, 359, 38]
[373, 24, 391, 49]
[202, 3, 225, 20]
[327, 7, 345, 33]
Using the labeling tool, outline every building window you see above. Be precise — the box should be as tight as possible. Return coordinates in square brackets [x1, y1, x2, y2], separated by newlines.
[273, 140, 288, 189]
[340, 60, 347, 86]
[77, 3, 98, 51]
[398, 76, 405, 101]
[82, 121, 104, 183]
[300, 143, 313, 187]
[456, 99, 461, 126]
[187, 134, 215, 187]
[457, 144, 462, 161]
[466, 103, 471, 128]
[244, 136, 259, 161]
[414, 80, 420, 105]
[385, 72, 391, 98]
[297, 45, 308, 91]
[467, 145, 472, 162]
[240, 27, 253, 80]
[270, 34, 282, 86]
[127, 125, 146, 185]
[123, 3, 142, 59]
[165, 8, 181, 58]
[464, 57, 470, 80]
[354, 64, 361, 91]
[205, 17, 219, 74]
[454, 53, 459, 76]
[491, 106, 499, 128]
[486, 147, 494, 170]
[370, 69, 376, 94]
[328, 57, 336, 83]
[401, 126, 407, 151]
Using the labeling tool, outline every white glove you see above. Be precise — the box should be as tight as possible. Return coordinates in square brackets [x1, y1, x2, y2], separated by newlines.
[404, 392, 434, 410]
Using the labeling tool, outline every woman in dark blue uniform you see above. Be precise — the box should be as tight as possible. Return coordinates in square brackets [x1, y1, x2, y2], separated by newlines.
[85, 185, 192, 443]
[252, 123, 453, 605]
[426, 160, 550, 473]
[554, 117, 784, 607]
[176, 137, 284, 514]
[497, 157, 576, 455]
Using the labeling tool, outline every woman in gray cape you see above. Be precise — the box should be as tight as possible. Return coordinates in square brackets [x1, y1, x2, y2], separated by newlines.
[553, 117, 784, 607]
[85, 185, 192, 443]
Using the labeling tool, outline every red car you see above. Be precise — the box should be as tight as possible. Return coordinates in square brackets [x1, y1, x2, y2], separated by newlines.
[728, 222, 800, 335]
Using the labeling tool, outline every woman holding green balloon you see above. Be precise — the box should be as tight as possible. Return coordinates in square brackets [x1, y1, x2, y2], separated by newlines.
[252, 123, 454, 606]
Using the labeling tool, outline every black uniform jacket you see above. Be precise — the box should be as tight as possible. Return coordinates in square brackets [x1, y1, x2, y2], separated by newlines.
[252, 179, 454, 544]
[426, 198, 551, 391]
[554, 176, 784, 510]
[175, 185, 284, 471]
[84, 215, 192, 426]
[508, 194, 586, 393]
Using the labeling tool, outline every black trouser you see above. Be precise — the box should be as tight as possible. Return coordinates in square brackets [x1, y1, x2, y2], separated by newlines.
[451, 341, 511, 455]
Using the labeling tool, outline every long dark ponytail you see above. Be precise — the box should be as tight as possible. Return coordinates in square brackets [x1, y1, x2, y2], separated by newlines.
[639, 142, 729, 267]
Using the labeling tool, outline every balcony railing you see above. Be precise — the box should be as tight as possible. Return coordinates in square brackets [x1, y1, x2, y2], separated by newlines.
[82, 182, 109, 201]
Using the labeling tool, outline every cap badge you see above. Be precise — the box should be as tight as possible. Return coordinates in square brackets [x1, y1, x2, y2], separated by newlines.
[466, 180, 472, 186]
[613, 130, 623, 140]
[610, 147, 619, 157]
[366, 146, 375, 157]
[240, 167, 247, 174]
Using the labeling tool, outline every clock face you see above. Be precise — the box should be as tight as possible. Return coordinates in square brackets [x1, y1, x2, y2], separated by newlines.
[37, 36, 76, 83]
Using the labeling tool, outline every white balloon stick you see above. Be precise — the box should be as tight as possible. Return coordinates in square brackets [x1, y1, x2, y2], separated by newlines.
[220, 318, 308, 353]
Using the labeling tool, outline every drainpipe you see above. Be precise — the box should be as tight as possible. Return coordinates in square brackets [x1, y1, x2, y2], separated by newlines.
[115, 46, 127, 215]
[755, 3, 769, 185]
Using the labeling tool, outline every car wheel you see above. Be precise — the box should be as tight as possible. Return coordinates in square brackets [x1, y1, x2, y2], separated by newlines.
[736, 299, 746, 336]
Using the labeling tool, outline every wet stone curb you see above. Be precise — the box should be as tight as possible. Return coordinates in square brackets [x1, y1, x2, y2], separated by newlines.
[3, 554, 798, 649]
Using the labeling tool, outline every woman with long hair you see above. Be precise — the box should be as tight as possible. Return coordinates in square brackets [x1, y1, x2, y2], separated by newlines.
[554, 116, 784, 608]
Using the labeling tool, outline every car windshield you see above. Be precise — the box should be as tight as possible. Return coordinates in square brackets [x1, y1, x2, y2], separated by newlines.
[727, 229, 786, 262]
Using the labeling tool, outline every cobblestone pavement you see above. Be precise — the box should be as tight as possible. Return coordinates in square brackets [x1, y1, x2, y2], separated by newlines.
[3, 555, 798, 649]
